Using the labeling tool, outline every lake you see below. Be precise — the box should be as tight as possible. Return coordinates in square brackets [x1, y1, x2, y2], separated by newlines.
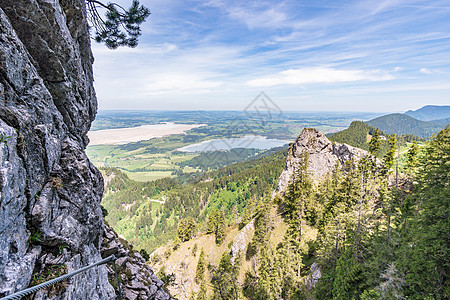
[177, 135, 289, 152]
[87, 122, 205, 145]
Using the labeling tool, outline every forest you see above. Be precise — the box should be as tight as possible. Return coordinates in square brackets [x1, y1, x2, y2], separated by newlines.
[215, 126, 448, 299]
[100, 148, 288, 252]
[100, 124, 449, 299]
[185, 126, 448, 299]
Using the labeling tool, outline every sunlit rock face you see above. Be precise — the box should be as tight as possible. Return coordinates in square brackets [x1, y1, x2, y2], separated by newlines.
[276, 128, 368, 194]
[0, 1, 169, 299]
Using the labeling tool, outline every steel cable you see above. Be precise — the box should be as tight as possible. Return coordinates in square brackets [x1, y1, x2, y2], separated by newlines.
[0, 254, 122, 300]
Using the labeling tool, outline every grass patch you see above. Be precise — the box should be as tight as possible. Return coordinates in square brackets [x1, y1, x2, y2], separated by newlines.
[125, 171, 175, 182]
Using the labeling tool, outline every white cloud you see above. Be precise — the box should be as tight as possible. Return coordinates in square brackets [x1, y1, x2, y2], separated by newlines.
[228, 7, 287, 29]
[420, 68, 433, 74]
[90, 0, 450, 111]
[247, 68, 395, 87]
[143, 73, 223, 95]
[204, 0, 289, 29]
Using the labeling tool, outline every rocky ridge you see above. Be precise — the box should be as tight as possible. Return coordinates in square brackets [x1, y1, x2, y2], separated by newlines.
[102, 225, 171, 300]
[276, 128, 369, 193]
[274, 128, 370, 292]
[0, 1, 168, 298]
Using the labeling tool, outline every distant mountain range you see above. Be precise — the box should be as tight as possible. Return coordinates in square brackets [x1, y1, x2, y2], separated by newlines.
[430, 117, 450, 126]
[364, 105, 449, 139]
[405, 105, 450, 121]
[366, 113, 444, 138]
[329, 105, 449, 143]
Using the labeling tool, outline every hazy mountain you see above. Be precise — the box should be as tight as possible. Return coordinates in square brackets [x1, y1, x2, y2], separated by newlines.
[405, 105, 450, 121]
[430, 117, 450, 126]
[366, 113, 444, 138]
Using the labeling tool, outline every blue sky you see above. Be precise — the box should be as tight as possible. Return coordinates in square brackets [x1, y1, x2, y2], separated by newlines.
[91, 0, 450, 112]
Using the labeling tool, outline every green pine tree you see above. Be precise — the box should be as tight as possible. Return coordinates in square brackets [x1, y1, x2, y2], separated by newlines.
[86, 0, 150, 49]
[206, 209, 227, 244]
[402, 125, 450, 298]
[382, 135, 397, 175]
[177, 217, 197, 242]
[197, 279, 207, 300]
[206, 209, 218, 234]
[405, 141, 419, 175]
[195, 248, 206, 284]
[211, 252, 240, 300]
[369, 128, 382, 156]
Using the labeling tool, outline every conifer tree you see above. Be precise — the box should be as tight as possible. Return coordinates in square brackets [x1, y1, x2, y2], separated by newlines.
[252, 201, 271, 252]
[318, 164, 343, 233]
[283, 152, 312, 237]
[206, 209, 218, 234]
[177, 216, 197, 242]
[195, 248, 206, 284]
[239, 204, 253, 229]
[255, 244, 283, 299]
[401, 125, 449, 298]
[332, 250, 362, 299]
[215, 212, 226, 244]
[86, 0, 150, 49]
[197, 279, 207, 300]
[369, 128, 382, 156]
[382, 135, 397, 175]
[211, 252, 240, 300]
[338, 159, 360, 209]
[405, 141, 419, 175]
[377, 263, 405, 299]
[206, 209, 227, 244]
[282, 152, 313, 282]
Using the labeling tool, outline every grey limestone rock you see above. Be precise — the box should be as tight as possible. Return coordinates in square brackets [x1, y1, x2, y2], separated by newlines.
[102, 225, 172, 299]
[0, 0, 168, 299]
[0, 0, 113, 297]
[305, 262, 322, 289]
[276, 128, 369, 194]
[230, 219, 254, 265]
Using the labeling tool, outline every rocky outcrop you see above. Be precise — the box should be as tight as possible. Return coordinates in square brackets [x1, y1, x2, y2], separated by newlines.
[276, 128, 368, 193]
[305, 262, 322, 289]
[230, 220, 254, 265]
[0, 1, 167, 299]
[102, 225, 171, 300]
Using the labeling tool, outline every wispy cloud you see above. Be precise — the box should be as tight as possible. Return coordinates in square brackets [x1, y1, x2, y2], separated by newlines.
[143, 73, 223, 95]
[204, 0, 289, 29]
[420, 68, 433, 74]
[247, 68, 394, 87]
[91, 0, 450, 111]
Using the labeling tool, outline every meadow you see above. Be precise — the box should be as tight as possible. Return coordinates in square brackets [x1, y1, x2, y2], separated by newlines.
[86, 110, 383, 181]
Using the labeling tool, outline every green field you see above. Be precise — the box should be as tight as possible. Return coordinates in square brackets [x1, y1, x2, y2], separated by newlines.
[86, 133, 207, 181]
[87, 111, 383, 181]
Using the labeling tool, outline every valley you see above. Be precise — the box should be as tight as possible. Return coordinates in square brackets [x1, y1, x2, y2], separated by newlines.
[2, 0, 448, 298]
[87, 110, 383, 181]
[88, 122, 206, 145]
[89, 108, 449, 299]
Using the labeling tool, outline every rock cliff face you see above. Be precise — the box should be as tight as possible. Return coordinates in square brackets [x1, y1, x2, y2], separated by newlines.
[0, 1, 168, 299]
[102, 225, 171, 300]
[276, 128, 368, 193]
